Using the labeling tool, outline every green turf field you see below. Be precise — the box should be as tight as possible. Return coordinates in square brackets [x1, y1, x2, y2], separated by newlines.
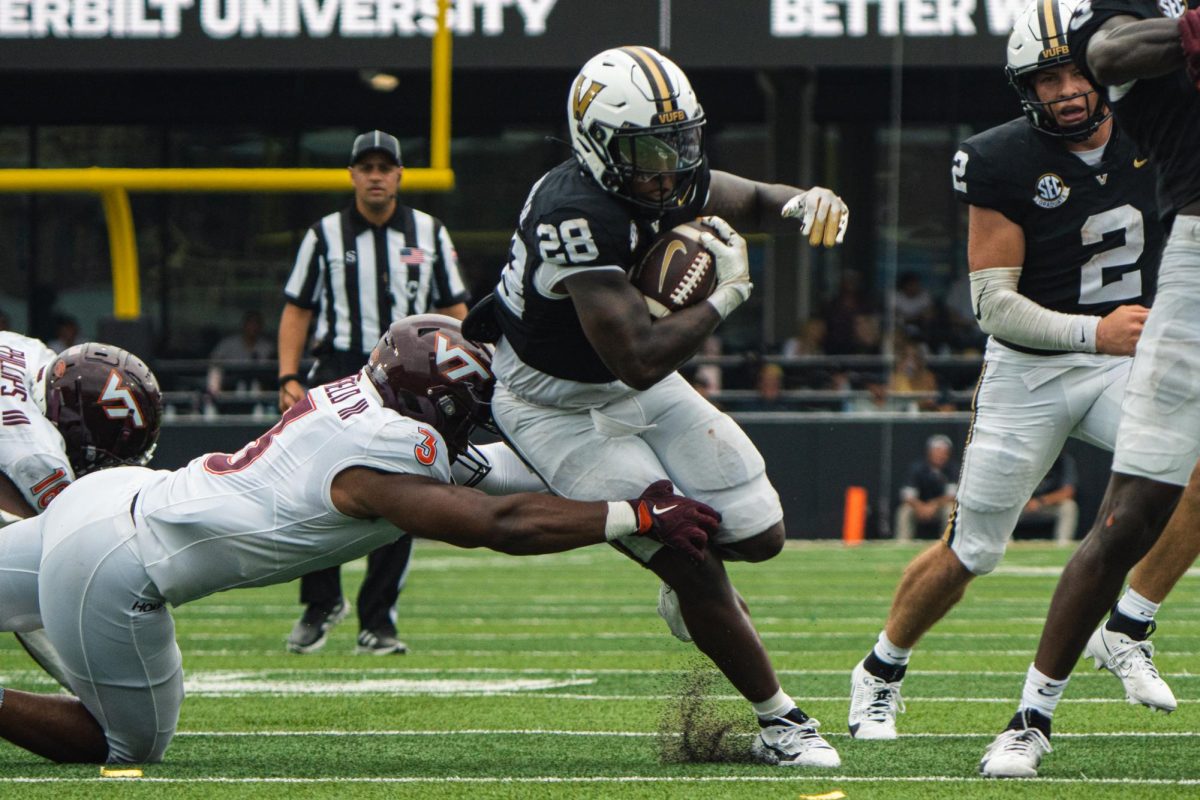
[1, 540, 1196, 798]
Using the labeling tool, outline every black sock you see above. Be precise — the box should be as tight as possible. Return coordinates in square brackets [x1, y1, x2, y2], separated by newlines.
[1106, 608, 1156, 641]
[760, 706, 812, 728]
[864, 650, 907, 683]
[1007, 708, 1052, 738]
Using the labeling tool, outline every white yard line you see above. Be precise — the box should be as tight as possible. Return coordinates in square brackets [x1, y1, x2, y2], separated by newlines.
[2, 775, 1198, 785]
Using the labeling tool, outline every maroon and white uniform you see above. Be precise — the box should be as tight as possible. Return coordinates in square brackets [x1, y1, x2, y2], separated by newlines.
[20, 372, 452, 763]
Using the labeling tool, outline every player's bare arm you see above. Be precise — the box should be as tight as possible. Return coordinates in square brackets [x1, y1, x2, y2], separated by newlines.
[1084, 15, 1186, 86]
[277, 301, 313, 411]
[705, 170, 848, 247]
[968, 205, 1147, 356]
[331, 468, 719, 560]
[563, 270, 722, 390]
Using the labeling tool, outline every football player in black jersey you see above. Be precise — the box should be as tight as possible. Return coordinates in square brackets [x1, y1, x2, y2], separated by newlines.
[980, 0, 1200, 779]
[851, 0, 1170, 748]
[472, 46, 849, 767]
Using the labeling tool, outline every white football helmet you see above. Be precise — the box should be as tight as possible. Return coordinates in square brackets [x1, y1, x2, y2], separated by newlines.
[1006, 0, 1110, 140]
[567, 46, 706, 213]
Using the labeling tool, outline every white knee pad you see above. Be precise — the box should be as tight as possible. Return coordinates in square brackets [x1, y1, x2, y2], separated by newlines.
[946, 507, 1009, 576]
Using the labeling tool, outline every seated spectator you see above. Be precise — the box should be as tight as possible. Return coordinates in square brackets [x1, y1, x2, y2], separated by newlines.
[822, 270, 878, 355]
[47, 314, 80, 353]
[895, 271, 934, 341]
[888, 340, 951, 412]
[782, 318, 826, 357]
[739, 363, 789, 411]
[894, 434, 958, 542]
[693, 335, 724, 396]
[1014, 453, 1080, 546]
[207, 310, 275, 395]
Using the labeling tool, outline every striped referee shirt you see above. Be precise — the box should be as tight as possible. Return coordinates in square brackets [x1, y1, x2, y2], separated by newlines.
[284, 204, 469, 356]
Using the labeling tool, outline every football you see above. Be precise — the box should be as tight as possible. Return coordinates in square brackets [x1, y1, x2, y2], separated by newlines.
[629, 220, 718, 318]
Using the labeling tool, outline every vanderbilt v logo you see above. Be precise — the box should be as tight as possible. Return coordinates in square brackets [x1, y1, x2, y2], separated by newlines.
[1096, 174, 1108, 185]
[571, 76, 604, 121]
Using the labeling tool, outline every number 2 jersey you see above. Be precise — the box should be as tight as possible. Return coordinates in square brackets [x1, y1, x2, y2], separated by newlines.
[0, 332, 73, 512]
[132, 372, 451, 606]
[953, 118, 1162, 352]
[491, 159, 709, 407]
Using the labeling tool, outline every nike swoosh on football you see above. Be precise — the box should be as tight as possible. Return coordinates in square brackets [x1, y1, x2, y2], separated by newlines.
[653, 504, 679, 514]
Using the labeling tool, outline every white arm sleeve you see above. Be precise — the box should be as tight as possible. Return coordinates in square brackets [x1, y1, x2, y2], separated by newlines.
[969, 267, 1099, 353]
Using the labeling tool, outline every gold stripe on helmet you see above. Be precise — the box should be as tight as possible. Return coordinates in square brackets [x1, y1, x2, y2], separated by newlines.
[1041, 0, 1062, 49]
[619, 45, 676, 114]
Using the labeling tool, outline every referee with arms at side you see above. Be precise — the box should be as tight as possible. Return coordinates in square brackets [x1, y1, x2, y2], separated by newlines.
[277, 130, 469, 655]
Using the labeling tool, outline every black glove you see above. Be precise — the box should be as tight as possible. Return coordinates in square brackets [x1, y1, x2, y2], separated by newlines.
[627, 480, 721, 562]
[1181, 8, 1200, 91]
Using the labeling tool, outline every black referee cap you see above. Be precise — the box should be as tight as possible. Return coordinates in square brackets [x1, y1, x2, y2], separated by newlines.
[350, 130, 402, 166]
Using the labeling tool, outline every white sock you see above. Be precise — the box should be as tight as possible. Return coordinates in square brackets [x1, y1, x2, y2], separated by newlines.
[873, 630, 912, 666]
[1020, 663, 1068, 719]
[751, 688, 795, 720]
[1115, 587, 1160, 624]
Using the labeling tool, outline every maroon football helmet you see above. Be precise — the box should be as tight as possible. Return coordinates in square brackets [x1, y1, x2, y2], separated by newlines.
[367, 315, 496, 481]
[41, 342, 163, 477]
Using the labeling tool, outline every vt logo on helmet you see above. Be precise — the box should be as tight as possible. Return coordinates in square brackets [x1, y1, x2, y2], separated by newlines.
[40, 343, 163, 476]
[568, 46, 706, 214]
[367, 314, 497, 485]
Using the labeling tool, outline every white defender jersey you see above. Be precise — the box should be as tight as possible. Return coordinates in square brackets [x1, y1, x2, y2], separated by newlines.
[133, 372, 452, 606]
[0, 332, 73, 512]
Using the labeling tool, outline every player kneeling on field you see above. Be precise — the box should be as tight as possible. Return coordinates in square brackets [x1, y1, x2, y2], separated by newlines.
[0, 314, 718, 764]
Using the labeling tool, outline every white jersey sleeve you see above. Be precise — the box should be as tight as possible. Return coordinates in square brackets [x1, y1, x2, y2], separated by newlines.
[0, 333, 73, 511]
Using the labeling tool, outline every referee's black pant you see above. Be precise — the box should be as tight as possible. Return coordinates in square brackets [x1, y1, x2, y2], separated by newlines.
[298, 349, 413, 634]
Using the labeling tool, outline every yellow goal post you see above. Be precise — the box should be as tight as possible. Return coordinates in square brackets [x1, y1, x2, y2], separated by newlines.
[0, 0, 454, 322]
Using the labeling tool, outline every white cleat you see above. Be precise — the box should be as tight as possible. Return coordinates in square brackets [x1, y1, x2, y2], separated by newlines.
[848, 659, 904, 739]
[979, 725, 1052, 778]
[1085, 625, 1177, 713]
[752, 715, 841, 768]
[656, 582, 693, 642]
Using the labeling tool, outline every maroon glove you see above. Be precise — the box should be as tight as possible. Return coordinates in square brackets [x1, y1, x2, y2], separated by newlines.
[627, 480, 722, 562]
[1181, 8, 1200, 91]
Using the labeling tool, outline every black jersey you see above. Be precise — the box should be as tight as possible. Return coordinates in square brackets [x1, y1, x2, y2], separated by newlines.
[493, 160, 709, 383]
[953, 118, 1161, 322]
[1069, 0, 1200, 215]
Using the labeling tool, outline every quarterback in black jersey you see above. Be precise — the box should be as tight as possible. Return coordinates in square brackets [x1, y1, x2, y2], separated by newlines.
[981, 0, 1200, 779]
[848, 0, 1168, 752]
[478, 46, 849, 767]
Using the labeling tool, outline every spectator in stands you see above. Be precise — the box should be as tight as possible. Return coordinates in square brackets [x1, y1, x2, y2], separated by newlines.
[822, 270, 878, 355]
[693, 334, 724, 396]
[733, 363, 790, 412]
[895, 271, 934, 341]
[894, 434, 958, 542]
[207, 310, 275, 395]
[887, 340, 951, 412]
[782, 318, 826, 358]
[47, 315, 79, 354]
[1014, 453, 1079, 546]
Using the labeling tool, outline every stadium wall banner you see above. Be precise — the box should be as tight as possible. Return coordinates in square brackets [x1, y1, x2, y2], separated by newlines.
[1, 0, 1022, 70]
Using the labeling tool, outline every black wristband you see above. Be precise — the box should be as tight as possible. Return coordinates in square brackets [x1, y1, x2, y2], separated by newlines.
[278, 374, 305, 389]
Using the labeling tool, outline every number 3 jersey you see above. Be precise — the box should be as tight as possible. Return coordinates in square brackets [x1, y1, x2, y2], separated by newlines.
[0, 332, 73, 512]
[132, 372, 452, 606]
[491, 159, 708, 407]
[953, 119, 1161, 330]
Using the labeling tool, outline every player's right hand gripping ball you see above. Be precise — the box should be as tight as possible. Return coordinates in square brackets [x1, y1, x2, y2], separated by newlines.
[1180, 8, 1200, 91]
[629, 221, 719, 318]
[628, 480, 722, 562]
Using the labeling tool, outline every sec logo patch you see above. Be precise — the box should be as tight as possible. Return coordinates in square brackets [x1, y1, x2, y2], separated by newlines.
[1034, 173, 1071, 209]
